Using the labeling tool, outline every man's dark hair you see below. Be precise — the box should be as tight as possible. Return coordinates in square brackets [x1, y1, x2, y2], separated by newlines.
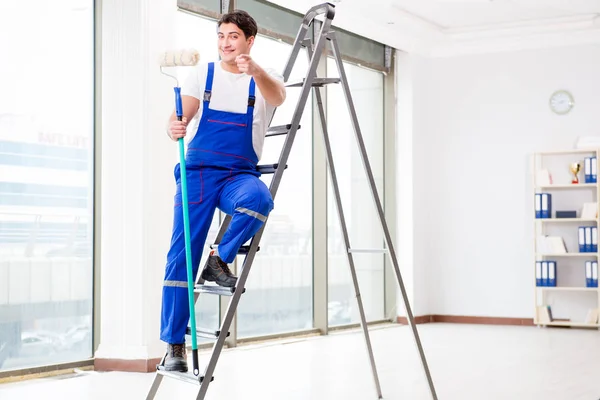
[218, 10, 258, 39]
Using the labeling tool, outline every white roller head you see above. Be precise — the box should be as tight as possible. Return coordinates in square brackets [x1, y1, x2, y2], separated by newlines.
[159, 49, 200, 67]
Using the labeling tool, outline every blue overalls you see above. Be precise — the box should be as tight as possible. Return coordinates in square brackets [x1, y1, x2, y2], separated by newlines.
[160, 62, 274, 345]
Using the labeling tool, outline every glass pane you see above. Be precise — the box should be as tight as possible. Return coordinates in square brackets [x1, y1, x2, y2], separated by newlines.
[326, 59, 385, 326]
[332, 29, 385, 70]
[0, 0, 95, 370]
[193, 213, 221, 343]
[178, 0, 221, 17]
[237, 35, 313, 338]
[174, 11, 220, 141]
[236, 0, 304, 43]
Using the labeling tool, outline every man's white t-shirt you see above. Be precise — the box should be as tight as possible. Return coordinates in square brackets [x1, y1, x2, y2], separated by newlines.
[181, 61, 284, 162]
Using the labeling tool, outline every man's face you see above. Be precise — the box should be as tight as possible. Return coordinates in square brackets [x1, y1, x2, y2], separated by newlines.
[218, 23, 253, 63]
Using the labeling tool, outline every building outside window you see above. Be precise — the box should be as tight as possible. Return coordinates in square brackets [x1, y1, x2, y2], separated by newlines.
[0, 0, 95, 372]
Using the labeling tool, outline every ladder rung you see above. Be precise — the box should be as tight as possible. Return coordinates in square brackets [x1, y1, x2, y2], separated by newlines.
[185, 326, 230, 339]
[348, 248, 388, 254]
[195, 285, 245, 296]
[238, 245, 259, 254]
[266, 124, 301, 137]
[156, 368, 214, 384]
[257, 163, 287, 174]
[210, 244, 260, 253]
[285, 78, 341, 87]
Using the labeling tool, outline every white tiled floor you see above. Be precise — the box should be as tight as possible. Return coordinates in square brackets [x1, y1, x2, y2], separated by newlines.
[1, 323, 600, 400]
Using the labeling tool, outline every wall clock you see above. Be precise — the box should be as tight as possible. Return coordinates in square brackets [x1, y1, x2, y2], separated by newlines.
[549, 90, 574, 115]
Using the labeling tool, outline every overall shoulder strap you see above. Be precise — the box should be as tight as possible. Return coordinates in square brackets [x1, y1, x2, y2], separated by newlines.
[204, 62, 215, 103]
[247, 78, 256, 112]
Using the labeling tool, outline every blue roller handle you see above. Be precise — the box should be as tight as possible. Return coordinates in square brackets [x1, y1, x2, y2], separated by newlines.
[174, 86, 199, 376]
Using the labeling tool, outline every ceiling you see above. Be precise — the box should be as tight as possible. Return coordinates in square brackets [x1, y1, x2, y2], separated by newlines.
[267, 0, 600, 56]
[386, 0, 600, 30]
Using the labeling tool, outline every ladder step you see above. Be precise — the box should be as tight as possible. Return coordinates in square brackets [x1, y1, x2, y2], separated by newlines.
[210, 244, 259, 254]
[348, 248, 388, 254]
[285, 77, 341, 87]
[195, 285, 246, 296]
[257, 163, 288, 174]
[185, 326, 230, 339]
[266, 124, 301, 137]
[156, 368, 214, 385]
[238, 245, 259, 254]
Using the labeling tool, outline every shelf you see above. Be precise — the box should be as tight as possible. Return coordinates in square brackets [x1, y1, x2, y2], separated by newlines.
[536, 253, 598, 257]
[537, 218, 597, 223]
[537, 183, 597, 189]
[538, 321, 600, 328]
[537, 287, 598, 292]
[536, 149, 599, 156]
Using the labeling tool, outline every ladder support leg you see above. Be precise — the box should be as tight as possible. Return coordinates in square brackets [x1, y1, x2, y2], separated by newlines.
[328, 33, 439, 400]
[145, 371, 164, 400]
[312, 82, 383, 399]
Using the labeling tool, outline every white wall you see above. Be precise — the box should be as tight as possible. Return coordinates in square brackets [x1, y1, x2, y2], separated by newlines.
[95, 0, 178, 361]
[398, 43, 600, 318]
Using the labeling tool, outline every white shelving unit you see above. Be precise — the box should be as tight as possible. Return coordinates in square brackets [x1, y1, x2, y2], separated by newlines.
[533, 148, 600, 328]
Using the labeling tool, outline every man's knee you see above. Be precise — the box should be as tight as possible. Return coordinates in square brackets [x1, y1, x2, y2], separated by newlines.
[237, 188, 273, 217]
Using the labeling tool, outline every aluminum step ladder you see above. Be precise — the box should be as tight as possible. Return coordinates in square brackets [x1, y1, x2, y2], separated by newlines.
[146, 3, 438, 399]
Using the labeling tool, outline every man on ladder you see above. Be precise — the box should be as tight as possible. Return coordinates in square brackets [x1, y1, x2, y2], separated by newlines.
[161, 9, 286, 373]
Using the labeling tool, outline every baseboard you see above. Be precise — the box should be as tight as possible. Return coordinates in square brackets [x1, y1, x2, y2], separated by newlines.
[94, 357, 162, 373]
[396, 315, 534, 326]
[396, 315, 435, 325]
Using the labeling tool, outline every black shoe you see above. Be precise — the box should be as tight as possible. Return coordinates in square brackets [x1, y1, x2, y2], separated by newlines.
[200, 255, 238, 287]
[163, 343, 187, 372]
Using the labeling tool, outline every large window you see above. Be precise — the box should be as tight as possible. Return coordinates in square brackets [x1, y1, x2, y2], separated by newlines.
[236, 36, 313, 338]
[175, 11, 314, 339]
[326, 59, 385, 326]
[0, 0, 95, 371]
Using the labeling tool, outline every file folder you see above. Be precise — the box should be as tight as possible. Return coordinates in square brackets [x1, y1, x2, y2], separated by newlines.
[579, 227, 586, 253]
[548, 261, 557, 287]
[585, 157, 592, 183]
[593, 261, 598, 288]
[541, 193, 551, 218]
[541, 261, 548, 287]
[592, 157, 598, 184]
[586, 226, 593, 252]
[535, 194, 542, 219]
[593, 227, 598, 253]
[536, 261, 542, 286]
[586, 261, 593, 287]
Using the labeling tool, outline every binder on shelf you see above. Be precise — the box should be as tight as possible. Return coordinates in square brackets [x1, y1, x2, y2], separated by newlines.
[579, 227, 586, 253]
[586, 261, 593, 288]
[594, 261, 598, 288]
[548, 261, 557, 287]
[585, 157, 592, 183]
[535, 194, 542, 219]
[592, 156, 597, 184]
[541, 193, 552, 218]
[536, 261, 542, 286]
[593, 227, 598, 253]
[585, 226, 593, 252]
[541, 261, 549, 287]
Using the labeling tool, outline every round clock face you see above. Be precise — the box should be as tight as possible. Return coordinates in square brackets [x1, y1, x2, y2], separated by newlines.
[549, 90, 574, 115]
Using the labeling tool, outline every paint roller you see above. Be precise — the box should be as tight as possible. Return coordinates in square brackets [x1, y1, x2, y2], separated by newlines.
[159, 49, 201, 121]
[159, 48, 201, 377]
